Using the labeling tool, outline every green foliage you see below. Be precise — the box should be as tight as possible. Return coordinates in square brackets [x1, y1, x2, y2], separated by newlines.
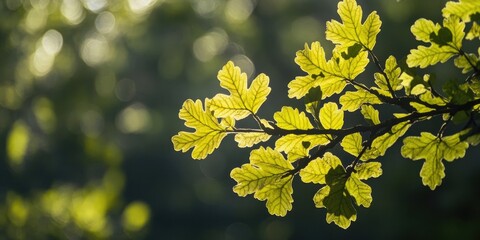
[173, 0, 480, 229]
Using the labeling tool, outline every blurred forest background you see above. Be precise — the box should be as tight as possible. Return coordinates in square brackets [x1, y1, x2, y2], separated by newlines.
[1, 0, 480, 239]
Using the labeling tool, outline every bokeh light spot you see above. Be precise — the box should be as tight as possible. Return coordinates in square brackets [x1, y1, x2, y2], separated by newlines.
[128, 0, 158, 15]
[33, 97, 57, 133]
[81, 34, 110, 66]
[122, 201, 151, 232]
[95, 11, 116, 34]
[191, 0, 219, 18]
[82, 0, 107, 13]
[116, 103, 151, 133]
[42, 29, 64, 55]
[225, 0, 254, 23]
[7, 193, 30, 227]
[193, 28, 229, 62]
[7, 121, 30, 167]
[61, 0, 85, 25]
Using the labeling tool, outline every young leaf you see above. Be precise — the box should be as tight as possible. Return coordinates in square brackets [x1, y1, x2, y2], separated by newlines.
[411, 18, 441, 43]
[406, 45, 457, 68]
[370, 121, 411, 157]
[230, 147, 294, 216]
[210, 61, 271, 120]
[300, 153, 379, 229]
[289, 42, 344, 99]
[234, 133, 271, 148]
[320, 102, 344, 130]
[274, 107, 313, 130]
[354, 162, 383, 180]
[401, 132, 469, 190]
[374, 56, 402, 92]
[442, 0, 480, 22]
[275, 134, 329, 161]
[326, 0, 381, 49]
[172, 99, 229, 160]
[339, 89, 382, 111]
[360, 105, 380, 125]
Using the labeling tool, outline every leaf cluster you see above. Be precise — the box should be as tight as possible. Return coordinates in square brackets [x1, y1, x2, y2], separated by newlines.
[173, 0, 480, 228]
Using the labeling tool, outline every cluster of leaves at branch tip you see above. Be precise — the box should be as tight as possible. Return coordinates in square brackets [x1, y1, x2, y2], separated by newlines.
[172, 0, 480, 229]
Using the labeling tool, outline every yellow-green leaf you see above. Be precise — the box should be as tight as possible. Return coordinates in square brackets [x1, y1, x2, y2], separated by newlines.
[454, 53, 478, 73]
[288, 75, 321, 99]
[274, 107, 313, 130]
[411, 18, 441, 42]
[336, 51, 369, 80]
[360, 105, 380, 125]
[345, 174, 372, 208]
[354, 162, 382, 180]
[275, 134, 329, 160]
[361, 11, 382, 49]
[290, 42, 344, 99]
[295, 42, 328, 75]
[401, 132, 469, 190]
[210, 61, 271, 120]
[172, 99, 229, 160]
[234, 133, 271, 148]
[466, 22, 480, 40]
[374, 56, 402, 92]
[370, 121, 411, 157]
[406, 45, 457, 68]
[299, 152, 342, 184]
[320, 102, 344, 130]
[230, 147, 294, 216]
[341, 133, 363, 157]
[443, 15, 465, 49]
[442, 0, 480, 22]
[339, 89, 381, 111]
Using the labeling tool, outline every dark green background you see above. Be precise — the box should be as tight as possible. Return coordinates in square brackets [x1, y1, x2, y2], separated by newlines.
[1, 0, 479, 239]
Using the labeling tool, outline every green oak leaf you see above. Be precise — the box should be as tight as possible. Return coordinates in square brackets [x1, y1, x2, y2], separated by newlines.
[274, 107, 313, 130]
[374, 56, 403, 93]
[231, 147, 294, 216]
[300, 153, 381, 229]
[407, 16, 465, 68]
[172, 99, 230, 160]
[210, 61, 271, 120]
[339, 89, 382, 112]
[360, 105, 380, 125]
[234, 133, 271, 148]
[320, 102, 344, 130]
[326, 0, 382, 49]
[401, 132, 469, 190]
[442, 0, 480, 22]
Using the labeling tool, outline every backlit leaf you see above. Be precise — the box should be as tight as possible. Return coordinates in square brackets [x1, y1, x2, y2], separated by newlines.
[340, 89, 381, 111]
[231, 147, 294, 216]
[442, 0, 480, 22]
[274, 107, 313, 130]
[371, 121, 411, 156]
[234, 133, 271, 148]
[374, 56, 402, 92]
[172, 99, 229, 160]
[411, 18, 441, 43]
[406, 45, 457, 68]
[360, 105, 380, 125]
[320, 102, 344, 130]
[326, 0, 381, 49]
[210, 61, 271, 120]
[401, 132, 469, 190]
